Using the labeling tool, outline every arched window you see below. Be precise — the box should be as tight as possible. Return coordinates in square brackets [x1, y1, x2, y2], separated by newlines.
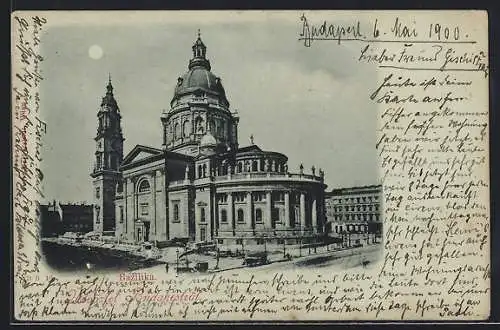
[237, 209, 244, 223]
[252, 160, 258, 172]
[255, 208, 262, 223]
[164, 127, 169, 145]
[221, 209, 228, 223]
[138, 180, 150, 193]
[217, 120, 223, 137]
[183, 120, 191, 137]
[195, 116, 204, 134]
[202, 164, 207, 177]
[198, 165, 202, 178]
[209, 119, 216, 135]
[174, 123, 179, 140]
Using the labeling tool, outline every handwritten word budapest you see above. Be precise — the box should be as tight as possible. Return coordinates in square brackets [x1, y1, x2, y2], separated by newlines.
[299, 14, 474, 47]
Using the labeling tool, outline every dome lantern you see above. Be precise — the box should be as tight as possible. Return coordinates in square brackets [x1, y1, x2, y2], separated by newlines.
[189, 30, 211, 71]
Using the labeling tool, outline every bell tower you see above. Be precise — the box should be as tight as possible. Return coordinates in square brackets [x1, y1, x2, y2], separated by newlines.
[90, 75, 124, 233]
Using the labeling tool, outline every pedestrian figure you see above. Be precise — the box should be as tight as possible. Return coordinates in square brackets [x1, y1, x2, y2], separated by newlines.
[165, 262, 169, 273]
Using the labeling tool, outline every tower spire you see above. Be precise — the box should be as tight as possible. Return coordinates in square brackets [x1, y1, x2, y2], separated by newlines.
[101, 74, 118, 110]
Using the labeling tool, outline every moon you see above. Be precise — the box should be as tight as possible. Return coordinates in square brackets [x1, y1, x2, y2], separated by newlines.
[88, 45, 103, 60]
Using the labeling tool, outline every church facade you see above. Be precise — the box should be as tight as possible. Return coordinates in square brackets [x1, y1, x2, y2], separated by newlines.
[90, 34, 327, 247]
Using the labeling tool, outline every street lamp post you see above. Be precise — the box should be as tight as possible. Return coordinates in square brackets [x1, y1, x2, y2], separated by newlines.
[176, 248, 179, 271]
[299, 236, 302, 257]
[283, 238, 286, 258]
[215, 248, 220, 269]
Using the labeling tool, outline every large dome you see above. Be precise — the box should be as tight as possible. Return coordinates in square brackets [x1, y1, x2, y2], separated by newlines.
[162, 33, 239, 156]
[170, 34, 229, 106]
[173, 66, 227, 100]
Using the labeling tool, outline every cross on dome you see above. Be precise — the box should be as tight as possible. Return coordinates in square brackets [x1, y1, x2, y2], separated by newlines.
[106, 73, 113, 94]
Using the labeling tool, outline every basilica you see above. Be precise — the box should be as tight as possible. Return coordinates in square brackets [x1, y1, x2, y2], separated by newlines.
[90, 34, 327, 247]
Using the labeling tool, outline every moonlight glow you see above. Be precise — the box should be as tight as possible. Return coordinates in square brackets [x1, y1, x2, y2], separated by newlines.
[88, 44, 103, 60]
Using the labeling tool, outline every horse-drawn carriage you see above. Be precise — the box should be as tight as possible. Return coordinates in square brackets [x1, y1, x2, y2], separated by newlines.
[242, 251, 269, 267]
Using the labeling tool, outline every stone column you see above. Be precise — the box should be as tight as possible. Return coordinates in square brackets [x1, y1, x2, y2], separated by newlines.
[284, 191, 290, 228]
[127, 178, 135, 241]
[300, 192, 306, 232]
[132, 178, 136, 220]
[228, 193, 234, 235]
[152, 171, 157, 242]
[123, 178, 127, 236]
[311, 197, 317, 233]
[266, 191, 272, 229]
[247, 192, 253, 234]
[213, 193, 218, 237]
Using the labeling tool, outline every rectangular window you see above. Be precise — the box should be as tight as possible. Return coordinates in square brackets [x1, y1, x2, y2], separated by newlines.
[200, 227, 206, 241]
[272, 208, 280, 222]
[253, 193, 265, 202]
[96, 187, 100, 199]
[234, 193, 246, 202]
[172, 201, 180, 222]
[140, 203, 149, 216]
[95, 207, 100, 224]
[218, 194, 228, 204]
[236, 239, 243, 245]
[200, 207, 206, 222]
[255, 208, 263, 223]
[119, 206, 124, 223]
[218, 239, 224, 244]
[220, 209, 228, 223]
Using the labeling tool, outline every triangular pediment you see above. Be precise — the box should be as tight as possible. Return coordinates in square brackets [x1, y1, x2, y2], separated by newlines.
[237, 145, 263, 153]
[122, 145, 163, 166]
